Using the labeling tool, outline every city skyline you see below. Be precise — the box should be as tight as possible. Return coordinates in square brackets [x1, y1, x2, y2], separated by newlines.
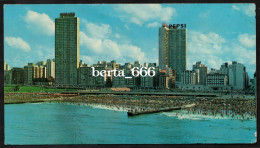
[4, 4, 256, 77]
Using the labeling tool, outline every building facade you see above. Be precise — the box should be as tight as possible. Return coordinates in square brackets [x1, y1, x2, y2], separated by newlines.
[228, 61, 246, 90]
[159, 23, 187, 82]
[192, 61, 209, 85]
[78, 66, 106, 88]
[158, 68, 175, 89]
[159, 23, 169, 69]
[4, 62, 12, 84]
[4, 61, 10, 71]
[181, 70, 196, 85]
[55, 12, 79, 86]
[24, 63, 46, 85]
[12, 68, 24, 84]
[206, 73, 228, 86]
[4, 70, 12, 84]
[219, 62, 229, 75]
[24, 63, 35, 85]
[46, 59, 55, 78]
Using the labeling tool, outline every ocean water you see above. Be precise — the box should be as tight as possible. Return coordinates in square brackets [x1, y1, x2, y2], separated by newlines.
[4, 102, 256, 144]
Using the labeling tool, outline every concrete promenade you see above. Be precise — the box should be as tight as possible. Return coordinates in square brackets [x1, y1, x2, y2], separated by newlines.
[61, 91, 220, 97]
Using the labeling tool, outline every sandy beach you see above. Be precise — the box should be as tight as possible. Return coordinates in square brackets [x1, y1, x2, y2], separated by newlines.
[4, 92, 256, 120]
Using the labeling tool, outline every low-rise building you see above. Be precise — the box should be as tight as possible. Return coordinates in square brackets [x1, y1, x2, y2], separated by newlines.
[4, 61, 10, 71]
[113, 76, 126, 87]
[206, 73, 228, 86]
[192, 61, 209, 85]
[206, 73, 230, 91]
[46, 59, 55, 78]
[228, 61, 246, 90]
[77, 66, 106, 88]
[177, 84, 210, 91]
[140, 76, 154, 89]
[12, 68, 24, 84]
[158, 68, 175, 89]
[181, 70, 196, 85]
[4, 70, 12, 84]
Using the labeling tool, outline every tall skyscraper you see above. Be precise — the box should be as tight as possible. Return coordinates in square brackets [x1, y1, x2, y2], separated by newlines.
[159, 23, 187, 81]
[55, 13, 79, 86]
[159, 23, 169, 69]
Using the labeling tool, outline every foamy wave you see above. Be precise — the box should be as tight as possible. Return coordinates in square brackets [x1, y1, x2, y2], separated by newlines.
[162, 111, 255, 121]
[85, 104, 129, 112]
[31, 102, 47, 104]
[162, 112, 210, 120]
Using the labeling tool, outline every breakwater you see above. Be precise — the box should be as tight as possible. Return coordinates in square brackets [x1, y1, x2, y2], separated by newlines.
[127, 104, 196, 116]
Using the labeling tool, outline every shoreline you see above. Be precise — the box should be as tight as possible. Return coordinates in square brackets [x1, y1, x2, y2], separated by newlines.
[9, 101, 255, 121]
[61, 102, 256, 121]
[4, 92, 256, 120]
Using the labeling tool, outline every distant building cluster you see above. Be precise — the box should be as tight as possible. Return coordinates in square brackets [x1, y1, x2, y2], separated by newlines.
[4, 13, 256, 93]
[177, 61, 253, 92]
[4, 60, 55, 86]
[77, 60, 175, 89]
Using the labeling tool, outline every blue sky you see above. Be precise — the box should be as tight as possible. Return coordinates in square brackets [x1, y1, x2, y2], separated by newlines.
[4, 4, 256, 77]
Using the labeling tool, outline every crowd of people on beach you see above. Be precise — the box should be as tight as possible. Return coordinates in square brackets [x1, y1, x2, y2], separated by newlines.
[61, 94, 256, 120]
[5, 92, 256, 120]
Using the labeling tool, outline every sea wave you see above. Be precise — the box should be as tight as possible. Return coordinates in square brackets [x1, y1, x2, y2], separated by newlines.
[84, 104, 129, 112]
[31, 102, 47, 104]
[162, 111, 256, 121]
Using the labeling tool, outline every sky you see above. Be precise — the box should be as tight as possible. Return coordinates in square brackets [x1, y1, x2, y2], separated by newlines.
[4, 4, 256, 77]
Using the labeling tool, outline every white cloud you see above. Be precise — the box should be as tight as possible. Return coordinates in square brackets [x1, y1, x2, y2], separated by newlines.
[199, 11, 210, 18]
[115, 33, 120, 39]
[124, 24, 130, 30]
[80, 20, 147, 63]
[243, 4, 255, 17]
[5, 36, 31, 52]
[238, 33, 256, 48]
[34, 45, 54, 60]
[188, 31, 226, 55]
[206, 56, 224, 70]
[80, 31, 102, 53]
[232, 5, 240, 11]
[24, 10, 55, 36]
[80, 31, 121, 56]
[187, 31, 227, 70]
[187, 30, 256, 72]
[80, 31, 147, 62]
[231, 44, 256, 65]
[232, 4, 255, 17]
[102, 39, 121, 56]
[120, 44, 146, 62]
[38, 51, 43, 57]
[152, 48, 157, 52]
[81, 55, 94, 65]
[85, 21, 112, 39]
[146, 22, 160, 28]
[115, 4, 176, 25]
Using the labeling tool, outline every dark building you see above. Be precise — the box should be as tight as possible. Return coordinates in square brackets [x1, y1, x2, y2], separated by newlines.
[12, 68, 24, 84]
[55, 12, 79, 86]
